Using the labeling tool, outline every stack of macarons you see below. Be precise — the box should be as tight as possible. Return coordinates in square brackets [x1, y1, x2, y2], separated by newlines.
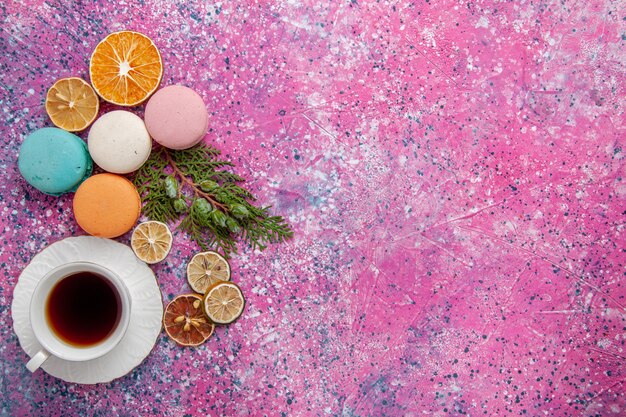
[18, 84, 209, 239]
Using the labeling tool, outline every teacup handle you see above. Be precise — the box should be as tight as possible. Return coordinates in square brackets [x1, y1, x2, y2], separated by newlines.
[26, 349, 50, 372]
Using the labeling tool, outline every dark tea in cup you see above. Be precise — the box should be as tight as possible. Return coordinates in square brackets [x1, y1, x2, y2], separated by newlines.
[46, 272, 121, 347]
[27, 261, 131, 372]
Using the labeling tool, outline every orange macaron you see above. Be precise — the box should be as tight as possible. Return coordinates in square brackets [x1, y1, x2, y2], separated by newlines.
[73, 173, 141, 238]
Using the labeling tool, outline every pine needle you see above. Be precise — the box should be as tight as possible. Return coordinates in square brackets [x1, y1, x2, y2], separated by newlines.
[132, 143, 293, 258]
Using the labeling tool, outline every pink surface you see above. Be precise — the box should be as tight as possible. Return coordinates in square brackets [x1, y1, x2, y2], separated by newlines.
[1, 0, 625, 416]
[145, 85, 208, 150]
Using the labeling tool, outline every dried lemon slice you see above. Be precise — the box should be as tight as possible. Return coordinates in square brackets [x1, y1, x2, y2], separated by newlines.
[45, 77, 99, 132]
[187, 251, 231, 294]
[130, 221, 173, 264]
[202, 281, 245, 324]
[164, 294, 214, 346]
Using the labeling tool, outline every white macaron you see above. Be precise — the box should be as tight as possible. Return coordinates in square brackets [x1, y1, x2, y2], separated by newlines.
[88, 110, 152, 174]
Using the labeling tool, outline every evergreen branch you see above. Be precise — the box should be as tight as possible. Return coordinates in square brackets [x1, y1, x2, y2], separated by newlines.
[131, 143, 293, 258]
[222, 184, 256, 200]
[143, 197, 178, 224]
[175, 160, 235, 169]
[240, 211, 293, 251]
[162, 149, 229, 212]
[134, 148, 168, 198]
[179, 214, 206, 248]
[209, 171, 245, 183]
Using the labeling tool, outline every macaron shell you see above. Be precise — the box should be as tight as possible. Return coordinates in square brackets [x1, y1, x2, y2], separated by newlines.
[73, 173, 141, 238]
[18, 127, 92, 196]
[88, 110, 152, 174]
[144, 85, 208, 150]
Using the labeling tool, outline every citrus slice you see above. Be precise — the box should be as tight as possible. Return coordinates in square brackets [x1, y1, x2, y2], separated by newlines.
[45, 77, 99, 132]
[130, 221, 173, 264]
[163, 294, 215, 346]
[89, 31, 163, 106]
[202, 281, 245, 324]
[187, 251, 231, 294]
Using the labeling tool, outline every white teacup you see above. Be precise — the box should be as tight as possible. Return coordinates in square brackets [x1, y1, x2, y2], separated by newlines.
[26, 261, 131, 372]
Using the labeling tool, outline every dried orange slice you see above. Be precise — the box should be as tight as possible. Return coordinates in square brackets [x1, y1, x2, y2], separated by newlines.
[202, 281, 245, 324]
[89, 31, 163, 106]
[45, 77, 99, 132]
[130, 221, 173, 264]
[163, 294, 215, 346]
[187, 251, 231, 294]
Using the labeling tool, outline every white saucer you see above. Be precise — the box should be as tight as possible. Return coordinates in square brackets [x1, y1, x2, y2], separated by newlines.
[12, 236, 163, 384]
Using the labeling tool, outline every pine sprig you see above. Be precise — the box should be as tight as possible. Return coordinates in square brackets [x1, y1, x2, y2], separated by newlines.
[132, 143, 293, 258]
[133, 147, 168, 197]
[240, 213, 294, 251]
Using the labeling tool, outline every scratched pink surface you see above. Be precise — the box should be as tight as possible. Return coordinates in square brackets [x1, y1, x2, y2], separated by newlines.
[1, 0, 625, 416]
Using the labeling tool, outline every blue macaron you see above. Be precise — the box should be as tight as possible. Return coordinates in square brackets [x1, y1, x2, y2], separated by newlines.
[18, 127, 93, 196]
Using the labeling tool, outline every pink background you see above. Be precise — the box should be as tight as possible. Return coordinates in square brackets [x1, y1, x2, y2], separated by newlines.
[1, 0, 625, 415]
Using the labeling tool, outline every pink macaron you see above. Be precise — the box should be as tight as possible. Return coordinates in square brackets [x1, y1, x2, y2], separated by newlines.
[144, 85, 209, 150]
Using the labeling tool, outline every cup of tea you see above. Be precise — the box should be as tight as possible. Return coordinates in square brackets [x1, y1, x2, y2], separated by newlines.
[26, 261, 132, 372]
